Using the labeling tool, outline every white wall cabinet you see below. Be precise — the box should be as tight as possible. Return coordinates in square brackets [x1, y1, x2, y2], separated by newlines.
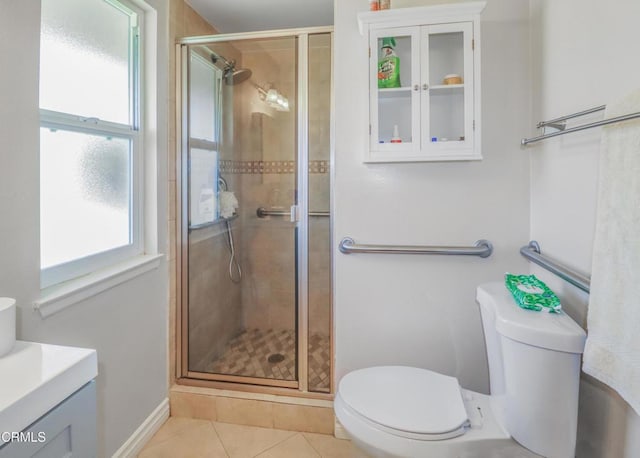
[358, 2, 486, 162]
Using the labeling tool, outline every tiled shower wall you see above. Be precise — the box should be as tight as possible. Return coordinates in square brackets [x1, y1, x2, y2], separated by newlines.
[233, 38, 332, 337]
[308, 37, 331, 337]
[188, 228, 242, 371]
[235, 43, 299, 332]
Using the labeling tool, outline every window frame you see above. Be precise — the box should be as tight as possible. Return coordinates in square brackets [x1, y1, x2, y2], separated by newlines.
[39, 0, 144, 289]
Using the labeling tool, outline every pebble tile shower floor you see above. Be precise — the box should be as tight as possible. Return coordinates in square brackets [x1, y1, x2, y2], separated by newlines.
[206, 328, 331, 392]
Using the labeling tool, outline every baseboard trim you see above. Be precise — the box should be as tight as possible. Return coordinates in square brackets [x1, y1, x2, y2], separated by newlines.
[112, 398, 169, 458]
[334, 418, 350, 440]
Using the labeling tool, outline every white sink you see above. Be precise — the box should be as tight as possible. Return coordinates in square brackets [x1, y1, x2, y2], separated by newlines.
[0, 298, 15, 357]
[0, 341, 97, 442]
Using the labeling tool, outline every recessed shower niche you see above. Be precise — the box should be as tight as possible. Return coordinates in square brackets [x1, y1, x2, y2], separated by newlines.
[178, 30, 332, 395]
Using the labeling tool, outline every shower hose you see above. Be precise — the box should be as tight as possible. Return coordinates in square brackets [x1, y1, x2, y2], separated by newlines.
[225, 218, 242, 283]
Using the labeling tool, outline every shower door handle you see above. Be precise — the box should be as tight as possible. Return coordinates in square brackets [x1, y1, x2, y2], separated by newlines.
[290, 205, 299, 223]
[256, 206, 330, 219]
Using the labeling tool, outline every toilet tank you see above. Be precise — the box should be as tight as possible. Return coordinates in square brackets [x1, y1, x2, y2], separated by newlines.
[476, 283, 586, 458]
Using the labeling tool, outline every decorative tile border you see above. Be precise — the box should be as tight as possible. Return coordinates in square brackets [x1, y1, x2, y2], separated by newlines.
[219, 160, 328, 174]
[309, 160, 329, 174]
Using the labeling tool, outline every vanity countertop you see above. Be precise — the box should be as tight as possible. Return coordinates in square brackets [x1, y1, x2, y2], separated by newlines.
[0, 341, 97, 441]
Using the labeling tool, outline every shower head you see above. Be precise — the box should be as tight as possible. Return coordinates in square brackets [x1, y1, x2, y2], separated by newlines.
[225, 67, 252, 85]
[210, 51, 252, 85]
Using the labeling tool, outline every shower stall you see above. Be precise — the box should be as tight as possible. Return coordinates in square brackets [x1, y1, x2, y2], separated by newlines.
[177, 28, 332, 394]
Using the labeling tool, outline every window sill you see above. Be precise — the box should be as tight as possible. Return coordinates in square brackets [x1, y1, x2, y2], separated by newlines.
[34, 254, 164, 318]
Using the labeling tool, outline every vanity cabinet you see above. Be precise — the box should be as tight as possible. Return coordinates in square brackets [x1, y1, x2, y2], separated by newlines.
[0, 381, 97, 458]
[0, 341, 97, 458]
[0, 382, 96, 458]
[358, 2, 485, 162]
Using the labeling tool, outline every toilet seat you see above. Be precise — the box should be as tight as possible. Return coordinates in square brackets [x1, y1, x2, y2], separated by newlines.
[337, 366, 470, 441]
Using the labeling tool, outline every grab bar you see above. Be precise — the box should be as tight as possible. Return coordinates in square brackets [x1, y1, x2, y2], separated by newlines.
[339, 237, 493, 258]
[522, 105, 640, 145]
[520, 241, 591, 293]
[256, 207, 329, 218]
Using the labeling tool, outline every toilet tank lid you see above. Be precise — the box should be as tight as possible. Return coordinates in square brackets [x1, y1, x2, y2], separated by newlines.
[476, 283, 586, 354]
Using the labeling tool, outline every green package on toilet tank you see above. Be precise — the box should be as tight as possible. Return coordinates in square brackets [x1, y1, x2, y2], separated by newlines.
[504, 273, 562, 313]
[378, 37, 400, 88]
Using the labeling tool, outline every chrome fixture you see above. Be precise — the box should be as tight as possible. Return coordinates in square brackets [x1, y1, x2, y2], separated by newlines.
[338, 237, 493, 258]
[225, 218, 242, 283]
[522, 105, 640, 145]
[536, 105, 606, 130]
[217, 176, 228, 192]
[210, 51, 252, 85]
[218, 176, 242, 283]
[520, 241, 590, 293]
[256, 207, 329, 218]
[252, 83, 290, 112]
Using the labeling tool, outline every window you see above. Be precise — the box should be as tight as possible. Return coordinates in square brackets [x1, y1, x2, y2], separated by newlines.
[188, 51, 222, 227]
[39, 0, 142, 287]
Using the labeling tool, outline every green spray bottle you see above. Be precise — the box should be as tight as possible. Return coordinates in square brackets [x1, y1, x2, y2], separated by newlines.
[378, 37, 401, 89]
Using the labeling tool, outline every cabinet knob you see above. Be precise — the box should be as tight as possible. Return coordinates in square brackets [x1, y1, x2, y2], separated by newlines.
[422, 83, 429, 91]
[413, 84, 419, 91]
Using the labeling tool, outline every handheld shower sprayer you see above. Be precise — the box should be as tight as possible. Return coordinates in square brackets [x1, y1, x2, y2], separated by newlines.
[218, 176, 242, 283]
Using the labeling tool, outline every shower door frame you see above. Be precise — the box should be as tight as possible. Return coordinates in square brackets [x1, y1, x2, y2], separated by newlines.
[176, 26, 334, 397]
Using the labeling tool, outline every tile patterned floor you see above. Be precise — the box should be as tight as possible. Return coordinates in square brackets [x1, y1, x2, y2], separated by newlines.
[138, 417, 370, 458]
[206, 329, 330, 392]
[308, 333, 331, 392]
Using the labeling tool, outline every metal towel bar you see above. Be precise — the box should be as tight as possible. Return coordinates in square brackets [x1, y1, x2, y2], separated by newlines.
[520, 241, 591, 293]
[521, 105, 640, 145]
[339, 237, 493, 258]
[536, 105, 605, 129]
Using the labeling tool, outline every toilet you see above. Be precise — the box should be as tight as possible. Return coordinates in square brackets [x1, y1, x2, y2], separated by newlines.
[335, 282, 587, 458]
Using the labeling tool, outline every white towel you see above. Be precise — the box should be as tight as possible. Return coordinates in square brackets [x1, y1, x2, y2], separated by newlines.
[583, 90, 640, 415]
[219, 191, 239, 219]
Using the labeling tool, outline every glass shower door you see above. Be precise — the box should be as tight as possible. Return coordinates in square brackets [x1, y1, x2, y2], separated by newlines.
[184, 36, 300, 387]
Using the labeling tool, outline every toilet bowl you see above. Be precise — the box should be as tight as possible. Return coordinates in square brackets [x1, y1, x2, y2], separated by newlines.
[335, 366, 533, 458]
[334, 282, 586, 458]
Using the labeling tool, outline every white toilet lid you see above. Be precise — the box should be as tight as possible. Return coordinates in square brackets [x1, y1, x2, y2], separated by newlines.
[338, 366, 469, 437]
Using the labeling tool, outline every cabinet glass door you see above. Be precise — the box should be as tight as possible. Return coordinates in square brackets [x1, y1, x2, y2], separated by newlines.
[421, 22, 473, 156]
[369, 27, 420, 156]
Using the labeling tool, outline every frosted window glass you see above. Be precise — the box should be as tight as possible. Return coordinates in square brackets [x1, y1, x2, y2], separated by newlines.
[189, 54, 217, 141]
[40, 128, 131, 268]
[40, 0, 134, 125]
[189, 148, 218, 226]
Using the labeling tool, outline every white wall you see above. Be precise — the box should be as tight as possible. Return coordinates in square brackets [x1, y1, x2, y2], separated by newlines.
[529, 1, 640, 456]
[0, 1, 169, 457]
[333, 0, 531, 393]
